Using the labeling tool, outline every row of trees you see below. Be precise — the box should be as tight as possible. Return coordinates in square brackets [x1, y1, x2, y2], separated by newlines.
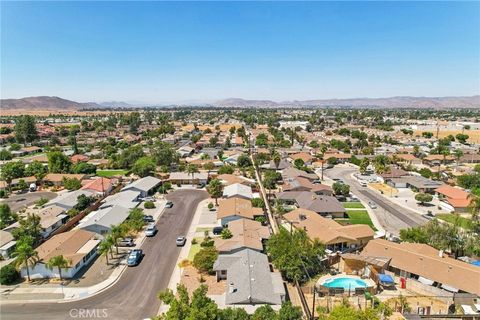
[156, 284, 303, 320]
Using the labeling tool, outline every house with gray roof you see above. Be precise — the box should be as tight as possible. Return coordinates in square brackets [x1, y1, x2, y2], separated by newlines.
[122, 176, 161, 197]
[100, 190, 140, 209]
[213, 248, 285, 306]
[77, 205, 130, 236]
[223, 183, 253, 200]
[277, 191, 346, 218]
[46, 190, 95, 210]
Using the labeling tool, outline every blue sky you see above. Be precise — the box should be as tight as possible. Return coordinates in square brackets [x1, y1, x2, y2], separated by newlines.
[1, 1, 479, 103]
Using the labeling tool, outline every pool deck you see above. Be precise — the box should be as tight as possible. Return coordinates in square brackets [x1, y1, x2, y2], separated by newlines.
[316, 274, 376, 290]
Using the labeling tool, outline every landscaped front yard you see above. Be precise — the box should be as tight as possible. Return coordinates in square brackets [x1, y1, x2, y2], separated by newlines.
[342, 202, 365, 209]
[436, 214, 473, 230]
[187, 238, 203, 261]
[337, 209, 377, 230]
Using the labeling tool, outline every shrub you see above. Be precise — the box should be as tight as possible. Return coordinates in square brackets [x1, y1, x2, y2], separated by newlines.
[0, 264, 20, 285]
[144, 201, 155, 209]
[207, 203, 214, 210]
[191, 238, 198, 245]
[221, 228, 233, 239]
[0, 190, 6, 198]
[200, 239, 214, 247]
[193, 247, 218, 274]
[35, 197, 49, 207]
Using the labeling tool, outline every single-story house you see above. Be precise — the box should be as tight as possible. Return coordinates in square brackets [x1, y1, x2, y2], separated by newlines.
[122, 176, 161, 197]
[77, 205, 130, 236]
[44, 173, 86, 187]
[217, 174, 256, 187]
[0, 230, 16, 259]
[81, 177, 114, 196]
[223, 183, 253, 200]
[168, 172, 208, 185]
[423, 155, 455, 166]
[214, 218, 270, 253]
[100, 190, 140, 209]
[403, 176, 444, 193]
[282, 177, 333, 196]
[281, 167, 318, 181]
[361, 239, 480, 296]
[394, 154, 422, 166]
[434, 185, 472, 213]
[21, 229, 100, 279]
[213, 248, 286, 307]
[46, 190, 95, 211]
[284, 208, 374, 252]
[217, 197, 264, 227]
[260, 159, 291, 170]
[276, 191, 346, 218]
[289, 152, 314, 165]
[32, 205, 68, 238]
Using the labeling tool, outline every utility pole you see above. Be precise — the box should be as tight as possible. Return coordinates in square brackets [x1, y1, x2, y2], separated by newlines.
[311, 286, 316, 320]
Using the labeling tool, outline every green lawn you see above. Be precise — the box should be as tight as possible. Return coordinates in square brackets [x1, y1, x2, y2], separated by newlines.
[342, 202, 365, 209]
[436, 214, 473, 230]
[96, 169, 129, 178]
[187, 238, 203, 261]
[337, 210, 377, 230]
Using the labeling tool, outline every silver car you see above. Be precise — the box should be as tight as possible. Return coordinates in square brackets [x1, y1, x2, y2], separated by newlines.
[176, 236, 186, 246]
[145, 223, 157, 237]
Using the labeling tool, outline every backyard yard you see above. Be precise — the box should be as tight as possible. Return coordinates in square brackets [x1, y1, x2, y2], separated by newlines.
[96, 169, 129, 178]
[436, 214, 474, 230]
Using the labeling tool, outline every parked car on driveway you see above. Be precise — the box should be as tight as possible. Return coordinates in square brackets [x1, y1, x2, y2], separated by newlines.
[141, 196, 155, 202]
[127, 249, 143, 266]
[176, 236, 186, 246]
[118, 237, 135, 247]
[143, 215, 154, 223]
[145, 223, 157, 237]
[165, 201, 174, 208]
[213, 226, 223, 235]
[368, 201, 377, 209]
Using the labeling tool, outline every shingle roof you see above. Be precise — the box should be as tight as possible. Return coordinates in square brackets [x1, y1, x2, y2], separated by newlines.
[214, 219, 270, 253]
[78, 205, 130, 230]
[223, 183, 253, 199]
[361, 239, 480, 296]
[213, 249, 284, 305]
[217, 197, 264, 220]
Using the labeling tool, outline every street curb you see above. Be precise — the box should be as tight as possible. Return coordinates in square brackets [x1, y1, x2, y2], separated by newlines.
[0, 201, 169, 305]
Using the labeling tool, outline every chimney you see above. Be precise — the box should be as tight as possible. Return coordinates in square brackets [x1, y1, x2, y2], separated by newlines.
[439, 250, 444, 258]
[299, 214, 306, 221]
[229, 283, 236, 293]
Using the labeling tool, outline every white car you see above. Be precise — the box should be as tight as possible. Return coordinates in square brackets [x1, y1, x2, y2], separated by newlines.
[359, 181, 367, 187]
[145, 223, 157, 237]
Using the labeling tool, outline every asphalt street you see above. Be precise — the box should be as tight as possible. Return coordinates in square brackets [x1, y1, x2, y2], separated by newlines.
[0, 191, 57, 212]
[1, 189, 208, 320]
[325, 166, 426, 236]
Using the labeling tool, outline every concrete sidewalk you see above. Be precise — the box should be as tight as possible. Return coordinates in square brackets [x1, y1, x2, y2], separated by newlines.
[0, 200, 167, 304]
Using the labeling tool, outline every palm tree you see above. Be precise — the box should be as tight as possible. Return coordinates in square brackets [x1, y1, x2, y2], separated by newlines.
[185, 164, 199, 183]
[98, 239, 113, 265]
[273, 153, 281, 170]
[104, 234, 115, 259]
[14, 238, 38, 282]
[110, 224, 126, 254]
[453, 149, 464, 170]
[46, 255, 71, 280]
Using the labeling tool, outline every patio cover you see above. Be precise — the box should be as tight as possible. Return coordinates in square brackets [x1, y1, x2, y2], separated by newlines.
[378, 274, 395, 284]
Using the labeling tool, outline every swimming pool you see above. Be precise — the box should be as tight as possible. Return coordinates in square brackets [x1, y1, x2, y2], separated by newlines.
[322, 277, 368, 290]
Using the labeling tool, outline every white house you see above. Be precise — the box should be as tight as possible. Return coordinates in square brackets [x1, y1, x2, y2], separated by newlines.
[21, 229, 100, 279]
[122, 176, 162, 198]
[223, 183, 253, 200]
[77, 205, 130, 236]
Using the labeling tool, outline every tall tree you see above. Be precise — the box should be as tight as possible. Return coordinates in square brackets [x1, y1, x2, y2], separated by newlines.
[185, 164, 199, 180]
[14, 237, 38, 281]
[47, 151, 72, 173]
[14, 115, 38, 145]
[206, 179, 223, 206]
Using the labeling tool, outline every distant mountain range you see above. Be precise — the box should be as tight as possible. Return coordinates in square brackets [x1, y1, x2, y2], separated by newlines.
[1, 95, 479, 110]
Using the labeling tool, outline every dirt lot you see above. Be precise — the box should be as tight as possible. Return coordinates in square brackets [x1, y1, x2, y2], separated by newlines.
[414, 129, 480, 144]
[180, 265, 226, 295]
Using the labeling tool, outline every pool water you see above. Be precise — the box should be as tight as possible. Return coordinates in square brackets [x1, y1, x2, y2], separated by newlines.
[322, 277, 368, 290]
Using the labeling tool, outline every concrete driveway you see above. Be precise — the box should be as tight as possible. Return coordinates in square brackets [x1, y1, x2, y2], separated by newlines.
[1, 189, 208, 320]
[0, 191, 57, 212]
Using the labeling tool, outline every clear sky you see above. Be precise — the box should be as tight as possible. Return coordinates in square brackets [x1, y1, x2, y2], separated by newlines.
[1, 1, 479, 103]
